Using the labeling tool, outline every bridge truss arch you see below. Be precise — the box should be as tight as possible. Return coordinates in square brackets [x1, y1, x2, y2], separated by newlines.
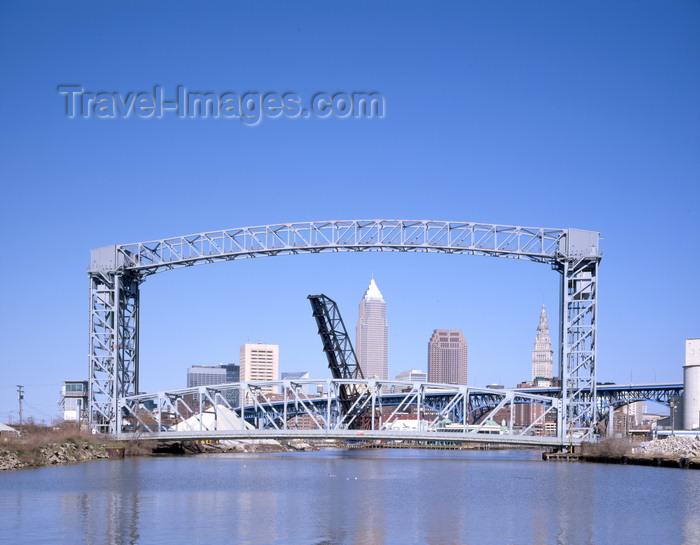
[88, 220, 601, 441]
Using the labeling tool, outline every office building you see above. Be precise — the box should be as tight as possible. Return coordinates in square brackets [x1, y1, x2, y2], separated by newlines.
[532, 305, 554, 381]
[187, 365, 227, 388]
[186, 364, 239, 406]
[395, 370, 428, 382]
[356, 278, 388, 380]
[186, 365, 227, 405]
[240, 343, 279, 400]
[427, 330, 468, 385]
[221, 363, 240, 406]
[222, 363, 240, 384]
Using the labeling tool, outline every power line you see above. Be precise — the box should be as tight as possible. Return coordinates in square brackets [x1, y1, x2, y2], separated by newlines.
[16, 385, 24, 433]
[22, 401, 57, 419]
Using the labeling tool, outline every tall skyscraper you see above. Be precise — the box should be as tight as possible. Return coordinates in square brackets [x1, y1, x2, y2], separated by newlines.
[356, 279, 388, 380]
[427, 330, 468, 385]
[531, 305, 554, 381]
[240, 343, 279, 400]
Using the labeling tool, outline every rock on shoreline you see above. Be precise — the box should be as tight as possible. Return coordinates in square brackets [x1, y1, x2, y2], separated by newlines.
[1, 438, 318, 470]
[633, 435, 700, 458]
[0, 441, 109, 471]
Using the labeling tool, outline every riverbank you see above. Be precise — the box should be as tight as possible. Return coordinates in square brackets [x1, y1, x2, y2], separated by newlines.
[150, 438, 317, 455]
[0, 439, 112, 470]
[543, 435, 700, 469]
[0, 422, 320, 470]
[543, 450, 700, 469]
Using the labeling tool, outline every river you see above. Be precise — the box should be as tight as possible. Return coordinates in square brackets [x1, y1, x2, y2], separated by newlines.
[1, 448, 699, 545]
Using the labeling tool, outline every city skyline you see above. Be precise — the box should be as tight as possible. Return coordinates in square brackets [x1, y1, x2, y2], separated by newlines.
[178, 299, 555, 385]
[176, 299, 556, 388]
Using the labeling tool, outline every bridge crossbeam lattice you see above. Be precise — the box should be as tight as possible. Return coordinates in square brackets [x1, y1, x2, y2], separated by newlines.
[117, 379, 566, 447]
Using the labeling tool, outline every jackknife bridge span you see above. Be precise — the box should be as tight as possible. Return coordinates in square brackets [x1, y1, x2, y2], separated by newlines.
[88, 220, 601, 442]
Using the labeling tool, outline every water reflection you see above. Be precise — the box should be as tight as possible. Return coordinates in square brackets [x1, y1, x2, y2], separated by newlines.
[1, 450, 699, 544]
[57, 461, 142, 545]
[681, 471, 700, 544]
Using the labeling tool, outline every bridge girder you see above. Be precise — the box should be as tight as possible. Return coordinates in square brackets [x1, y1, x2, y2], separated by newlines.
[88, 220, 601, 439]
[116, 379, 565, 447]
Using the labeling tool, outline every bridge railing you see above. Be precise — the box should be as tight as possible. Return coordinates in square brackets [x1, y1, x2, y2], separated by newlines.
[116, 379, 564, 443]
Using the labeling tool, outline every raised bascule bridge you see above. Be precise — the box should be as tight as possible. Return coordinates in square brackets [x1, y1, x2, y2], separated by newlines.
[89, 219, 607, 449]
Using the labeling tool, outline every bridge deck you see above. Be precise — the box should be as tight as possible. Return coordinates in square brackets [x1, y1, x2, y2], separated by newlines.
[116, 428, 576, 448]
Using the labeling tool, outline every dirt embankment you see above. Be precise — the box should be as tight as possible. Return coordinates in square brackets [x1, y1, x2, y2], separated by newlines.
[0, 440, 110, 471]
[0, 423, 117, 471]
[1, 434, 318, 470]
[0, 421, 322, 470]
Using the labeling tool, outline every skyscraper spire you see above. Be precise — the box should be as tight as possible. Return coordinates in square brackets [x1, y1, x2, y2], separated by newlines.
[364, 278, 383, 300]
[532, 305, 553, 381]
[356, 278, 388, 380]
[538, 304, 549, 334]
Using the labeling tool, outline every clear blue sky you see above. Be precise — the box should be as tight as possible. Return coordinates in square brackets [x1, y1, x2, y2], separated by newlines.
[1, 1, 698, 423]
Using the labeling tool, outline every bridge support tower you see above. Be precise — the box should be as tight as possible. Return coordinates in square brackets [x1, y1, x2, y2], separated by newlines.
[87, 220, 601, 439]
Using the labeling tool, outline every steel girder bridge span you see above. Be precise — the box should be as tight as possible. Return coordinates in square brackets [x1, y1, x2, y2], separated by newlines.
[518, 383, 684, 412]
[89, 219, 601, 439]
[518, 382, 684, 435]
[116, 379, 571, 448]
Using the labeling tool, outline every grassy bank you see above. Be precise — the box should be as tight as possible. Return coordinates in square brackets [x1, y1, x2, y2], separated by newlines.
[0, 422, 114, 470]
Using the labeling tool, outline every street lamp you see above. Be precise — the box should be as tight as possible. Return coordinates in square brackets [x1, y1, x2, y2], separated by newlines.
[669, 400, 675, 435]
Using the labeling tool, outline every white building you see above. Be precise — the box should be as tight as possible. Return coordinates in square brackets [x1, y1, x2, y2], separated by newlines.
[532, 305, 554, 381]
[61, 380, 88, 423]
[356, 279, 388, 380]
[684, 338, 700, 430]
[240, 343, 279, 400]
[395, 370, 428, 382]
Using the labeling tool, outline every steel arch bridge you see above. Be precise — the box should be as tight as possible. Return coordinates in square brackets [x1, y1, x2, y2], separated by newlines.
[88, 220, 601, 440]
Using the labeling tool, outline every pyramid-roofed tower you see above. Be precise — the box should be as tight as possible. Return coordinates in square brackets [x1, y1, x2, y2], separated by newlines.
[532, 305, 554, 381]
[356, 278, 388, 380]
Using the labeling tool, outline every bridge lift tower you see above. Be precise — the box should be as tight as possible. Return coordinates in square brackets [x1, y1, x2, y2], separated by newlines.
[308, 294, 368, 428]
[87, 220, 601, 441]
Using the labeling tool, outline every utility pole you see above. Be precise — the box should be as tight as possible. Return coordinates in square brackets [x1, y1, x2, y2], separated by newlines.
[16, 385, 24, 434]
[670, 399, 676, 436]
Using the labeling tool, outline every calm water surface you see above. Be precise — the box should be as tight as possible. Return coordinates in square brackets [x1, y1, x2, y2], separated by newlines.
[1, 448, 699, 545]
